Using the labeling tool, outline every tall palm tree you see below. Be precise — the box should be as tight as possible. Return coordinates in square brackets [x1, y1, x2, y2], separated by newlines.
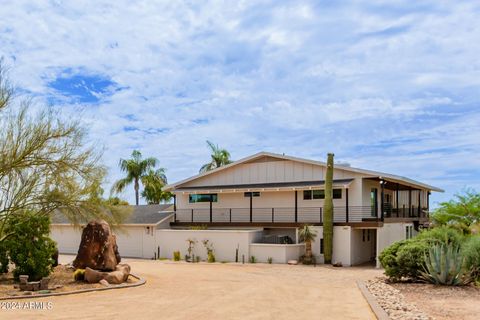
[299, 224, 317, 263]
[141, 168, 172, 204]
[111, 150, 158, 205]
[199, 140, 232, 173]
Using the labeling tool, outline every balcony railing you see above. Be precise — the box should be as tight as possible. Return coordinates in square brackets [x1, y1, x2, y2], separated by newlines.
[175, 206, 384, 224]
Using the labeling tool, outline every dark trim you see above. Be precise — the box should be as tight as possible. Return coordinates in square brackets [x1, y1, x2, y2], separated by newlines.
[176, 179, 354, 190]
[209, 194, 213, 223]
[418, 190, 421, 216]
[346, 188, 349, 223]
[408, 189, 412, 217]
[380, 181, 385, 221]
[294, 190, 298, 223]
[249, 192, 253, 222]
[396, 183, 399, 217]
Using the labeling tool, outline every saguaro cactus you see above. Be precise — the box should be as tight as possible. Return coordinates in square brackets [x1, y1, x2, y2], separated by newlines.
[323, 153, 334, 264]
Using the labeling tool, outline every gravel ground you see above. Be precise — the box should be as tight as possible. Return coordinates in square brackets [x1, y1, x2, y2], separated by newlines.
[365, 278, 431, 320]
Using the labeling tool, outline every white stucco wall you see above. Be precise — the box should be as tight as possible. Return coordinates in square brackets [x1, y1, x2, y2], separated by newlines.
[155, 229, 263, 261]
[376, 222, 413, 267]
[350, 228, 375, 265]
[249, 244, 305, 263]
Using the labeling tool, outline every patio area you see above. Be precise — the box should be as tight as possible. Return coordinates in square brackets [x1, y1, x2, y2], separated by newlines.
[3, 255, 381, 320]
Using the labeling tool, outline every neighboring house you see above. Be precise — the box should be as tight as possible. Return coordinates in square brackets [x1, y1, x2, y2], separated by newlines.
[162, 152, 443, 266]
[51, 204, 174, 259]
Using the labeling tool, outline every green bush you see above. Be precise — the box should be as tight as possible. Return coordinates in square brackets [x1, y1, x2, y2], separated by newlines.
[207, 252, 216, 263]
[0, 242, 9, 274]
[416, 226, 464, 247]
[379, 239, 429, 281]
[250, 256, 256, 263]
[4, 212, 57, 281]
[267, 257, 273, 264]
[462, 236, 480, 279]
[173, 251, 181, 261]
[73, 269, 85, 281]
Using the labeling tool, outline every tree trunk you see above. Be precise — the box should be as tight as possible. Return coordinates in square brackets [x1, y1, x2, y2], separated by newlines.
[305, 241, 312, 258]
[134, 178, 139, 206]
[323, 153, 334, 264]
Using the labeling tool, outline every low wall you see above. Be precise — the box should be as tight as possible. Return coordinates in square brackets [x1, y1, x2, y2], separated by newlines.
[249, 243, 305, 263]
[155, 229, 263, 262]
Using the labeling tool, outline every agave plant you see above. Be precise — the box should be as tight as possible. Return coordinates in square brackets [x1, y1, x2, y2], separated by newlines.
[420, 243, 472, 286]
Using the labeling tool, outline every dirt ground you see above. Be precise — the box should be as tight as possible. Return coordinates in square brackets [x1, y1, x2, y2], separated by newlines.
[391, 282, 480, 320]
[1, 256, 380, 320]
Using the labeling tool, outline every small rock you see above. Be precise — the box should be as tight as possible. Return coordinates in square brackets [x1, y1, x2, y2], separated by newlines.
[287, 260, 298, 265]
[99, 279, 110, 287]
[23, 291, 33, 295]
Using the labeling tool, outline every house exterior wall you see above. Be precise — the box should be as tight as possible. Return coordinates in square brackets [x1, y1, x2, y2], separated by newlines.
[350, 228, 375, 265]
[376, 222, 414, 267]
[249, 244, 305, 263]
[155, 229, 263, 261]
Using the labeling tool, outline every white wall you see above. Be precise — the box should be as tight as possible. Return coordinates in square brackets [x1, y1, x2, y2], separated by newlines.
[155, 229, 263, 261]
[308, 226, 353, 266]
[376, 222, 413, 267]
[249, 244, 305, 263]
[50, 225, 83, 254]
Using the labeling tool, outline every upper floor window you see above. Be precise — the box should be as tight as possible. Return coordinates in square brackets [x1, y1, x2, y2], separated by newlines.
[244, 192, 260, 197]
[303, 189, 342, 200]
[189, 194, 218, 203]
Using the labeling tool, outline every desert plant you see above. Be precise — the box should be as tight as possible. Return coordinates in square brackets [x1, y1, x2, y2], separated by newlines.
[250, 256, 256, 263]
[420, 243, 472, 286]
[267, 257, 273, 264]
[202, 240, 215, 263]
[4, 211, 57, 281]
[235, 244, 239, 263]
[173, 251, 181, 261]
[416, 226, 465, 247]
[73, 269, 86, 281]
[299, 224, 318, 264]
[199, 140, 232, 173]
[0, 242, 8, 274]
[379, 239, 429, 281]
[323, 153, 334, 264]
[207, 252, 216, 263]
[462, 235, 480, 280]
[189, 225, 208, 230]
[186, 238, 197, 261]
[195, 256, 201, 263]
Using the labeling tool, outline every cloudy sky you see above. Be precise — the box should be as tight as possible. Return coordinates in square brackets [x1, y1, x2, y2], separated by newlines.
[1, 1, 479, 206]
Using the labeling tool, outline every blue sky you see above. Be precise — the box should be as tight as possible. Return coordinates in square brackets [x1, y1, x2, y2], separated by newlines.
[1, 1, 479, 206]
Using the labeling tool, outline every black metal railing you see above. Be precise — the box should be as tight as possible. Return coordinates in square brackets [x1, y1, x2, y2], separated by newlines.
[174, 206, 388, 224]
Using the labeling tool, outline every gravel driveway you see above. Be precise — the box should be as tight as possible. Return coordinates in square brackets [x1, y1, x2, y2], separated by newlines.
[3, 257, 381, 320]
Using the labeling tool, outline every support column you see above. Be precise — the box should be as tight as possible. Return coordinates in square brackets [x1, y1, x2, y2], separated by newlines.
[408, 189, 412, 217]
[418, 190, 421, 217]
[345, 188, 349, 223]
[427, 191, 431, 217]
[249, 193, 253, 223]
[294, 190, 298, 223]
[209, 194, 213, 223]
[173, 194, 177, 222]
[380, 181, 385, 221]
[396, 183, 399, 217]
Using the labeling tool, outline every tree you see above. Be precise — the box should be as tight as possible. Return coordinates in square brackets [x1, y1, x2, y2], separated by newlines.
[299, 224, 317, 264]
[0, 61, 129, 244]
[141, 168, 172, 204]
[199, 140, 232, 173]
[112, 150, 159, 205]
[432, 189, 480, 228]
[323, 153, 334, 264]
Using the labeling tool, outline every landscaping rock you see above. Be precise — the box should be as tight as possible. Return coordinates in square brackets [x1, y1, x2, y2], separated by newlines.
[85, 264, 131, 284]
[365, 278, 431, 320]
[99, 279, 110, 287]
[85, 267, 108, 284]
[287, 260, 298, 265]
[73, 220, 121, 271]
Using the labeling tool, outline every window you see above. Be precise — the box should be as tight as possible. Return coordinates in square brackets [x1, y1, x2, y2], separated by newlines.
[405, 226, 413, 239]
[189, 194, 218, 203]
[303, 189, 342, 200]
[244, 192, 260, 197]
[320, 238, 324, 254]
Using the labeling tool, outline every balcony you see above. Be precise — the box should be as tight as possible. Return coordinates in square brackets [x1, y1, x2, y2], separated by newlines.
[173, 206, 389, 225]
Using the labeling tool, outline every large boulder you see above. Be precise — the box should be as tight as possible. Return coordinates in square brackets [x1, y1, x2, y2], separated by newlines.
[73, 220, 121, 271]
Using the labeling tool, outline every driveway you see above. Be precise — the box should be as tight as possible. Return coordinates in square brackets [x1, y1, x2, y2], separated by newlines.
[3, 256, 381, 319]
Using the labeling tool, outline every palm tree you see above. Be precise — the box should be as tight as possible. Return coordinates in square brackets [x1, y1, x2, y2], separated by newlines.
[141, 168, 172, 204]
[111, 150, 158, 205]
[299, 225, 317, 263]
[199, 140, 232, 173]
[323, 153, 334, 264]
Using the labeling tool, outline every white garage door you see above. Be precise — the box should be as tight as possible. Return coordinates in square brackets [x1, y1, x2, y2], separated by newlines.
[50, 225, 83, 254]
[115, 227, 144, 258]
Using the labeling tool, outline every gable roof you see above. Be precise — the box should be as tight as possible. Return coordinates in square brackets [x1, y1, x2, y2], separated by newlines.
[164, 152, 444, 192]
[52, 204, 174, 226]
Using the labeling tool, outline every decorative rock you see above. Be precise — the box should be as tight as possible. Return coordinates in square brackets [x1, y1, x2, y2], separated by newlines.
[85, 264, 131, 284]
[99, 279, 110, 287]
[23, 291, 33, 295]
[333, 262, 343, 267]
[287, 260, 298, 265]
[40, 277, 50, 290]
[85, 267, 108, 284]
[73, 220, 121, 271]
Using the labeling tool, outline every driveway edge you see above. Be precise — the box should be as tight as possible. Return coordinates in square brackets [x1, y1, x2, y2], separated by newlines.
[0, 273, 146, 300]
[357, 280, 389, 320]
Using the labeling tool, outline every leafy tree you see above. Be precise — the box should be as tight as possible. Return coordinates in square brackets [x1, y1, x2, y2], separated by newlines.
[199, 140, 232, 173]
[323, 153, 334, 264]
[0, 62, 129, 244]
[431, 190, 480, 228]
[112, 150, 164, 205]
[141, 168, 172, 204]
[4, 211, 57, 281]
[299, 224, 317, 264]
[105, 197, 129, 206]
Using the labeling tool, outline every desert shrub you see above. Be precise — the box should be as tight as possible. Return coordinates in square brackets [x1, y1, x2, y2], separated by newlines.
[462, 236, 480, 279]
[0, 242, 9, 274]
[207, 252, 216, 263]
[379, 239, 429, 281]
[202, 240, 215, 263]
[267, 257, 273, 264]
[421, 243, 472, 286]
[416, 226, 464, 247]
[250, 256, 256, 263]
[4, 212, 57, 281]
[173, 251, 181, 261]
[73, 269, 85, 281]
